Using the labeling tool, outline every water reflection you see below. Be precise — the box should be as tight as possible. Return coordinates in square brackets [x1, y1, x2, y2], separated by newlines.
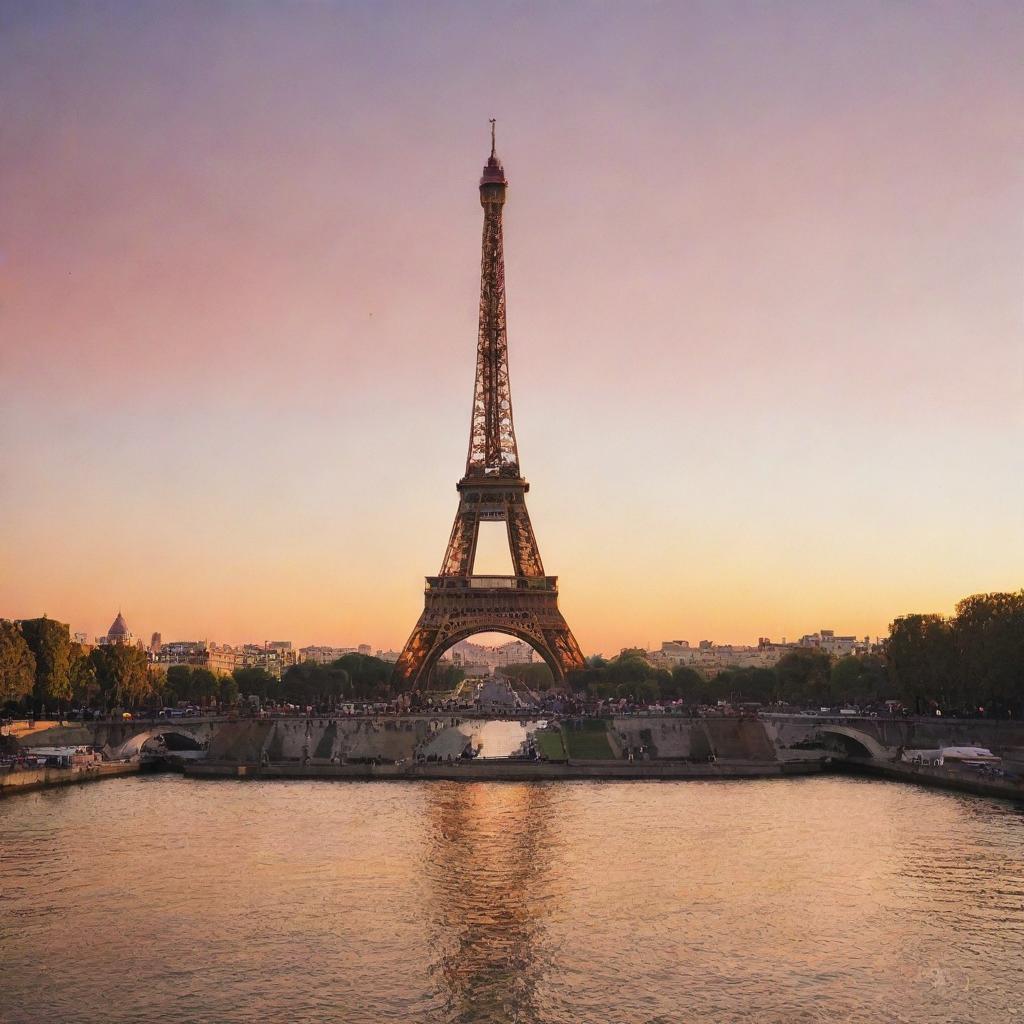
[470, 720, 545, 758]
[3, 778, 1024, 1024]
[424, 782, 555, 1023]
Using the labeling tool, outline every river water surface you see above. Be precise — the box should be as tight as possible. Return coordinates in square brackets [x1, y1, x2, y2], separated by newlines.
[2, 775, 1022, 1024]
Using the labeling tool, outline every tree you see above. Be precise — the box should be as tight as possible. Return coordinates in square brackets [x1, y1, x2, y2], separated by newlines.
[69, 642, 99, 706]
[0, 620, 35, 706]
[165, 665, 194, 704]
[952, 591, 1024, 716]
[496, 662, 553, 691]
[315, 663, 350, 703]
[714, 666, 776, 704]
[90, 644, 151, 708]
[829, 654, 888, 706]
[232, 666, 276, 700]
[564, 650, 676, 703]
[335, 654, 392, 701]
[774, 648, 833, 705]
[605, 653, 653, 688]
[430, 663, 466, 692]
[880, 592, 1024, 716]
[662, 665, 703, 701]
[219, 674, 240, 706]
[623, 678, 659, 703]
[887, 614, 956, 713]
[282, 663, 327, 704]
[189, 668, 219, 706]
[19, 616, 72, 711]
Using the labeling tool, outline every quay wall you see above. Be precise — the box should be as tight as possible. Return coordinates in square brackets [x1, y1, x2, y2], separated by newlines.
[18, 716, 790, 766]
[0, 761, 140, 797]
[200, 716, 787, 765]
[764, 715, 1024, 758]
[19, 712, 1024, 770]
[839, 759, 1024, 801]
[612, 717, 778, 761]
[15, 714, 1024, 776]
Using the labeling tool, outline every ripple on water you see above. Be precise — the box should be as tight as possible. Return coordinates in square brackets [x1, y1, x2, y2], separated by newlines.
[1, 775, 1022, 1024]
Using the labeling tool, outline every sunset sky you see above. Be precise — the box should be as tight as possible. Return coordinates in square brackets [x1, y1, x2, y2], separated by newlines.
[2, 1, 1022, 655]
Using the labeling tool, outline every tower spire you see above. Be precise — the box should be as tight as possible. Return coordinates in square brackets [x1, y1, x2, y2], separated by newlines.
[467, 124, 516, 476]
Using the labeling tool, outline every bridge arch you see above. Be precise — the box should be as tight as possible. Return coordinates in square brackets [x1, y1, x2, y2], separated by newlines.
[816, 725, 891, 760]
[112, 727, 206, 759]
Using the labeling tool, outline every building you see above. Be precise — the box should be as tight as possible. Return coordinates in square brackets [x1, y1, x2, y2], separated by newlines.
[650, 629, 872, 679]
[449, 638, 535, 674]
[97, 610, 135, 647]
[153, 641, 237, 675]
[234, 643, 296, 679]
[298, 644, 381, 664]
[496, 640, 535, 666]
[299, 645, 357, 665]
[798, 630, 865, 658]
[150, 632, 162, 654]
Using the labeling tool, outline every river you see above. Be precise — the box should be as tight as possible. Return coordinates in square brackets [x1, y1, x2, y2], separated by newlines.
[2, 775, 1022, 1023]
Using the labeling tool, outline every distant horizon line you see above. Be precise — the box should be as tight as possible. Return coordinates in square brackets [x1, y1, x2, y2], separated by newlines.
[5, 608, 888, 654]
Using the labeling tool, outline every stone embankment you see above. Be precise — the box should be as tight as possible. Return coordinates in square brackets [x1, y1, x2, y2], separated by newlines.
[199, 714, 798, 766]
[186, 714, 833, 782]
[7, 713, 1024, 800]
[837, 759, 1024, 801]
[0, 761, 140, 797]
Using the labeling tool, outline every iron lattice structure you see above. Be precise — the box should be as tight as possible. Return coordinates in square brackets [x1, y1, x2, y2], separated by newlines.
[393, 127, 585, 691]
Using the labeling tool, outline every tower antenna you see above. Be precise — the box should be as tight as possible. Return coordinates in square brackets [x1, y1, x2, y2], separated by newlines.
[489, 118, 496, 158]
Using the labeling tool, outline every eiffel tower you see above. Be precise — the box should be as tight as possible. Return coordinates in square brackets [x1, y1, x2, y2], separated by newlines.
[393, 124, 585, 691]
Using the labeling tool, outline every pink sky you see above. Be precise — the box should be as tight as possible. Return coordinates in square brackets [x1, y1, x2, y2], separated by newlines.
[2, 2, 1022, 654]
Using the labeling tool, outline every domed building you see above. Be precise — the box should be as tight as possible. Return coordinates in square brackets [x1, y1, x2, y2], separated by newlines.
[98, 610, 135, 647]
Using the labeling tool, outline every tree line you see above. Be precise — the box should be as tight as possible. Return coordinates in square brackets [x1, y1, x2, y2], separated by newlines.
[0, 618, 402, 715]
[3, 590, 1021, 717]
[0, 617, 167, 713]
[564, 647, 885, 709]
[561, 591, 1023, 716]
[887, 591, 1024, 717]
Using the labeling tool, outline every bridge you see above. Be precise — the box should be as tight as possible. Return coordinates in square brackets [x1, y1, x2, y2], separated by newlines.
[8, 717, 222, 760]
[11, 712, 1024, 769]
[762, 712, 1024, 763]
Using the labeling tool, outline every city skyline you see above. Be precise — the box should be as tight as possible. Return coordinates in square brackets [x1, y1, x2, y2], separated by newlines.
[3, 2, 1022, 655]
[21, 604, 889, 660]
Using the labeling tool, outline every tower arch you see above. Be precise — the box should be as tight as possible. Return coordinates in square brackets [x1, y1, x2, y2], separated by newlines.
[420, 625, 562, 689]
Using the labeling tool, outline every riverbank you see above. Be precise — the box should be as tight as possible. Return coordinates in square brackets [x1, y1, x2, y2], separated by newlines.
[839, 758, 1024, 801]
[0, 760, 141, 797]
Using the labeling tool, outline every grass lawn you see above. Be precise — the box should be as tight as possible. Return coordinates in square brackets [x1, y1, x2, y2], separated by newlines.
[534, 728, 566, 761]
[563, 726, 616, 760]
